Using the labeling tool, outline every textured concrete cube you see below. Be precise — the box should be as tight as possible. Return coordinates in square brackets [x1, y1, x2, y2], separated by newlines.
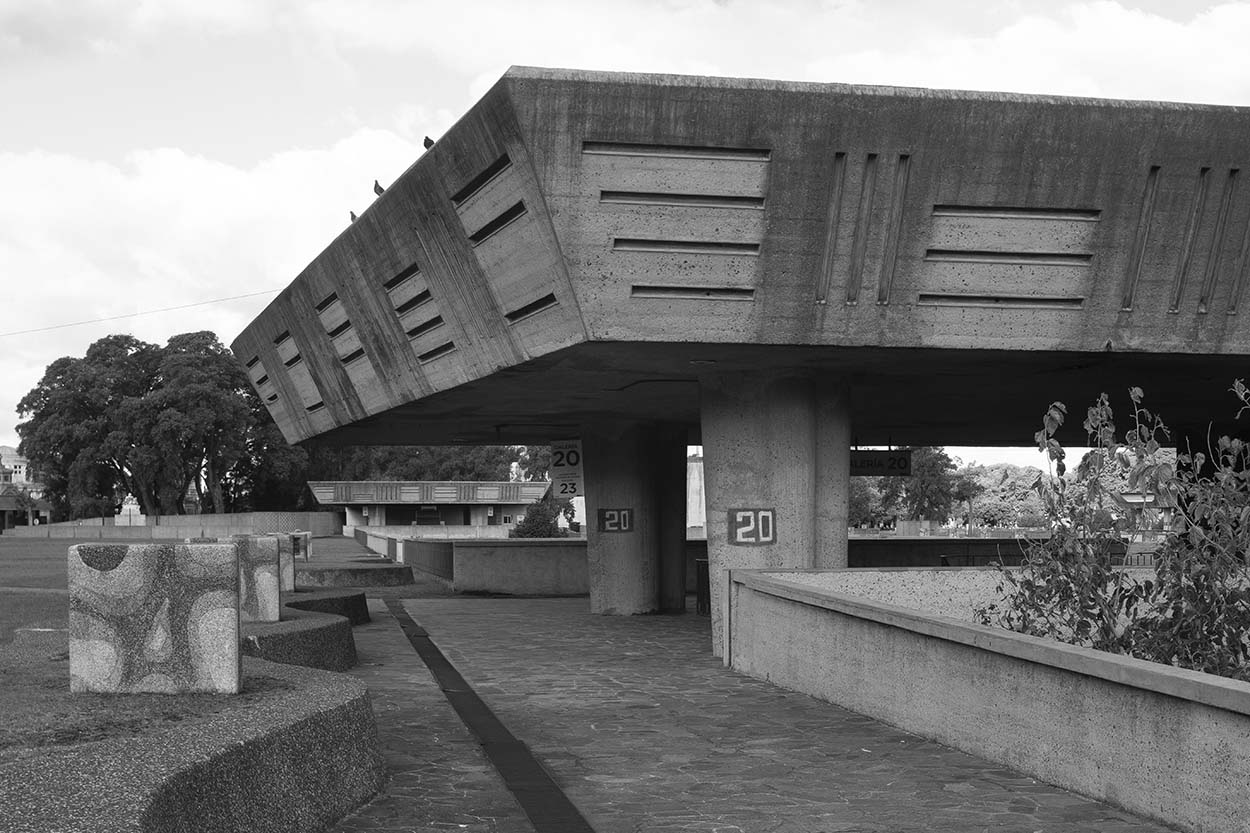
[230, 535, 281, 623]
[68, 543, 240, 694]
[276, 534, 296, 592]
[292, 530, 312, 562]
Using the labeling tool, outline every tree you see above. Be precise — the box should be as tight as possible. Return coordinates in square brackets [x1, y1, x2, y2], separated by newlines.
[951, 473, 985, 529]
[848, 476, 883, 527]
[18, 335, 161, 518]
[509, 492, 573, 538]
[879, 447, 958, 522]
[18, 332, 253, 519]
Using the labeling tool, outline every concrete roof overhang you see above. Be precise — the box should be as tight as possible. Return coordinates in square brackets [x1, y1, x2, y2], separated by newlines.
[232, 68, 1250, 450]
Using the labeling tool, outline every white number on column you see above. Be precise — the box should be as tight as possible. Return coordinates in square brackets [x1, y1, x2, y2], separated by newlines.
[728, 508, 777, 546]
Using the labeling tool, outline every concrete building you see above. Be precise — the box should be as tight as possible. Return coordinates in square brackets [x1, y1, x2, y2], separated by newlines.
[0, 446, 36, 488]
[309, 480, 550, 536]
[233, 68, 1250, 650]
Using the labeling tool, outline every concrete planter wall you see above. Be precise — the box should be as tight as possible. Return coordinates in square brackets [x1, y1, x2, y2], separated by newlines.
[727, 569, 1250, 833]
[362, 534, 587, 595]
[400, 540, 454, 581]
[344, 524, 513, 540]
[452, 539, 588, 595]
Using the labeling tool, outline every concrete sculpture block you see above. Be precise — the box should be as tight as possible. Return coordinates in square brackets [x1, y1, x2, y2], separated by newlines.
[231, 535, 281, 623]
[68, 543, 240, 694]
[276, 534, 296, 592]
[292, 530, 312, 562]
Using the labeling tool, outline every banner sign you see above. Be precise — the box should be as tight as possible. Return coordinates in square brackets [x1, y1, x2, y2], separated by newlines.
[849, 449, 913, 477]
[549, 439, 583, 498]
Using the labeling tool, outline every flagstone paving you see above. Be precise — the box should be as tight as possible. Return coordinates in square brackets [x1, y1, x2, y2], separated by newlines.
[331, 594, 1179, 833]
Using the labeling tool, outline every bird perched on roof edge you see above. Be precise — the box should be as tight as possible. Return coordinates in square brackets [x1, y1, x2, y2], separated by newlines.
[423, 136, 435, 150]
[373, 179, 385, 196]
[349, 211, 357, 222]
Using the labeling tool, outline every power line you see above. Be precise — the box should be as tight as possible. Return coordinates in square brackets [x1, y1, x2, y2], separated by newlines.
[0, 289, 283, 338]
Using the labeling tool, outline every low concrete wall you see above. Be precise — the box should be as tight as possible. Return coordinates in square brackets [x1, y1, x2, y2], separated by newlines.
[11, 512, 341, 540]
[452, 539, 587, 595]
[846, 536, 1039, 567]
[727, 570, 1250, 833]
[400, 540, 454, 581]
[4, 657, 384, 833]
[346, 523, 513, 540]
[357, 534, 586, 595]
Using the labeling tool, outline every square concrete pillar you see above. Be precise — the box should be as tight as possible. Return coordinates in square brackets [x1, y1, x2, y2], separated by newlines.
[68, 543, 240, 694]
[700, 373, 850, 657]
[583, 425, 661, 614]
[228, 535, 281, 623]
[275, 534, 297, 592]
[292, 530, 312, 561]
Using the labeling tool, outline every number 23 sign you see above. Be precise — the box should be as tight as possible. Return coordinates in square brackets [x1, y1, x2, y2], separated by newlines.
[728, 508, 777, 546]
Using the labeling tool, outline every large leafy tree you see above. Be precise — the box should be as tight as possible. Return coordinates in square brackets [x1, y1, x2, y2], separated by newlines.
[18, 332, 253, 518]
[879, 446, 958, 522]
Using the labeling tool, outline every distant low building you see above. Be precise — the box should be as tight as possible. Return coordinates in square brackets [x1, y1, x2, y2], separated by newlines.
[308, 480, 551, 534]
[0, 485, 51, 530]
[0, 446, 43, 497]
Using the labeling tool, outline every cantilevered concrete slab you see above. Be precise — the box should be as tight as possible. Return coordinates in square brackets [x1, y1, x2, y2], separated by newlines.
[234, 67, 1250, 646]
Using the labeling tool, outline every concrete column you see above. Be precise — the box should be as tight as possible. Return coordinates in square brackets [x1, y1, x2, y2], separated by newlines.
[583, 425, 659, 614]
[656, 423, 689, 613]
[815, 380, 852, 568]
[700, 373, 851, 657]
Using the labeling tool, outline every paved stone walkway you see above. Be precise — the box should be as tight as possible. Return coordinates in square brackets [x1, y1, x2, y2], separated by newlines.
[331, 595, 1177, 833]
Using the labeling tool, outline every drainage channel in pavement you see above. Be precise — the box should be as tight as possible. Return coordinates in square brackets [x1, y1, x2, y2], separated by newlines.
[384, 599, 595, 833]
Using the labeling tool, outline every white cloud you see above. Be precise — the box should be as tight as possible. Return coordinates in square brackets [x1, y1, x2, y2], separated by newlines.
[0, 128, 421, 446]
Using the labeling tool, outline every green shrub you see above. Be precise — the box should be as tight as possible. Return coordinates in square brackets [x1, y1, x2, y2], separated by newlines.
[508, 493, 574, 538]
[976, 383, 1250, 681]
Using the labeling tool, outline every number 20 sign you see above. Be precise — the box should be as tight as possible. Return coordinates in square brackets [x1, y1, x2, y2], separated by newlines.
[728, 508, 777, 546]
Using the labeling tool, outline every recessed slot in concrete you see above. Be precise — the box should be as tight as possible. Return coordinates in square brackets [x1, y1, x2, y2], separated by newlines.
[395, 289, 432, 315]
[613, 238, 760, 256]
[256, 375, 269, 386]
[917, 293, 1084, 309]
[599, 191, 765, 209]
[583, 141, 770, 161]
[924, 250, 1093, 266]
[504, 293, 558, 323]
[340, 348, 366, 365]
[469, 201, 526, 245]
[932, 205, 1101, 221]
[273, 330, 291, 345]
[451, 154, 512, 205]
[327, 320, 352, 338]
[245, 356, 259, 368]
[306, 401, 325, 413]
[284, 354, 303, 368]
[384, 263, 421, 290]
[631, 285, 755, 301]
[406, 315, 444, 339]
[417, 341, 456, 363]
[315, 292, 338, 313]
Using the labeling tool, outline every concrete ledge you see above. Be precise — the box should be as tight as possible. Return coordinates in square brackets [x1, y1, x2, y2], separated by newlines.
[240, 608, 357, 672]
[728, 569, 1250, 833]
[284, 588, 371, 626]
[294, 563, 414, 588]
[1, 657, 384, 833]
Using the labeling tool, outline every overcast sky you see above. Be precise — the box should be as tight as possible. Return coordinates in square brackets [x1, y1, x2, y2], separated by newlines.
[3, 0, 1248, 468]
